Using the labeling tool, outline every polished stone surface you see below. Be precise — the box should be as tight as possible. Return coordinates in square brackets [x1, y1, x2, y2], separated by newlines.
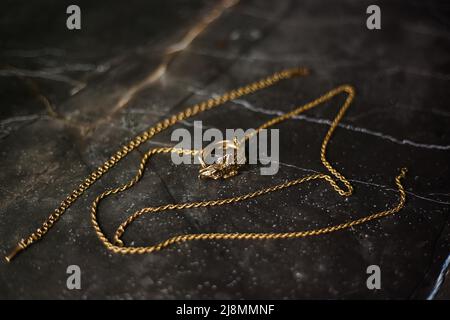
[0, 0, 449, 299]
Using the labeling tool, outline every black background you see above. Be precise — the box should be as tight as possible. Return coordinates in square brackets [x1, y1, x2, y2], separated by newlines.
[0, 0, 449, 299]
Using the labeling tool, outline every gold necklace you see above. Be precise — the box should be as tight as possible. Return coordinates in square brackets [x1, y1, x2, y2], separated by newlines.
[5, 68, 408, 262]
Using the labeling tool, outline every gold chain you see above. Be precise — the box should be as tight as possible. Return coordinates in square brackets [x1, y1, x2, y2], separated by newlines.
[5, 68, 408, 261]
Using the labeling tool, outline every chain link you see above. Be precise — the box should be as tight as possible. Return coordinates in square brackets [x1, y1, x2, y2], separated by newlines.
[5, 68, 407, 261]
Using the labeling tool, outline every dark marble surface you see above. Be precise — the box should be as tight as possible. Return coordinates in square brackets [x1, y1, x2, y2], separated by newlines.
[0, 0, 449, 299]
